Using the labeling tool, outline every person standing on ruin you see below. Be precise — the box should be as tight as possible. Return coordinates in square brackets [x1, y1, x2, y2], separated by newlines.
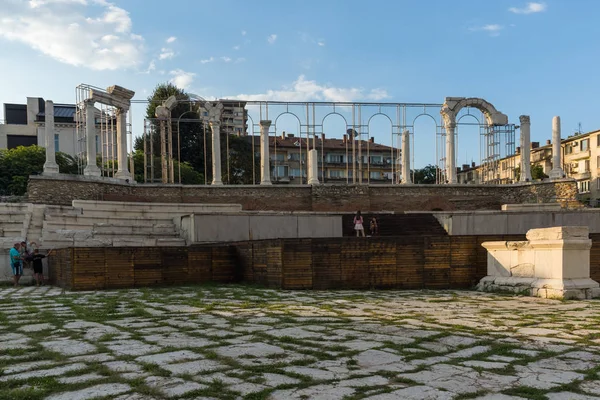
[9, 242, 23, 287]
[370, 217, 379, 236]
[354, 211, 365, 237]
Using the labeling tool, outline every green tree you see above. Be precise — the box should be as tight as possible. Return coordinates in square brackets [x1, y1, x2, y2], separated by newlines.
[132, 149, 203, 184]
[514, 164, 548, 181]
[412, 164, 439, 184]
[0, 145, 80, 195]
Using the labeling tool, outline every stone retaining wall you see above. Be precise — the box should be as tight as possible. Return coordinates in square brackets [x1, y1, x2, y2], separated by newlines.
[27, 174, 579, 212]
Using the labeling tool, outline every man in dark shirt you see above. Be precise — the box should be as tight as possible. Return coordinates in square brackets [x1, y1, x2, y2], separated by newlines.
[31, 249, 51, 287]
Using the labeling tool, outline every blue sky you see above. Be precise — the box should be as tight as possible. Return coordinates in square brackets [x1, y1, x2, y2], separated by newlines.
[0, 0, 599, 167]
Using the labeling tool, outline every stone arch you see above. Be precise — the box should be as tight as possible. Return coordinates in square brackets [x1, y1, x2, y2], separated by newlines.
[440, 97, 508, 184]
[441, 97, 508, 127]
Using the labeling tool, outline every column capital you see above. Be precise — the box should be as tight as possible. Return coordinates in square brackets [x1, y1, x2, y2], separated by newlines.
[260, 120, 272, 128]
[519, 115, 530, 125]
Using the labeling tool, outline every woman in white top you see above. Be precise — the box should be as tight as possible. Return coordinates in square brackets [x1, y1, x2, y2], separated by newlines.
[353, 211, 365, 237]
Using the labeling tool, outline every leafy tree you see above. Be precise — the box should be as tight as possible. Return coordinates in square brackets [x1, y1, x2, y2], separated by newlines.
[412, 164, 439, 184]
[514, 164, 548, 181]
[132, 150, 203, 184]
[0, 145, 80, 195]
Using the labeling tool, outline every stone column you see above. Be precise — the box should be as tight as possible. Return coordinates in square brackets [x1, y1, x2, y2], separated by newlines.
[519, 115, 532, 182]
[445, 122, 457, 183]
[549, 116, 565, 179]
[43, 100, 59, 174]
[83, 101, 100, 176]
[210, 121, 223, 185]
[260, 120, 272, 185]
[114, 108, 131, 180]
[401, 130, 411, 184]
[307, 149, 320, 185]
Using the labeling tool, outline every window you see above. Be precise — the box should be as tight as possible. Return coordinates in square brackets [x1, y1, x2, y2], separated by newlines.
[272, 165, 288, 178]
[585, 160, 591, 172]
[54, 134, 60, 153]
[95, 135, 100, 154]
[328, 154, 344, 163]
[289, 153, 304, 161]
[581, 139, 589, 151]
[370, 171, 381, 179]
[270, 153, 285, 162]
[370, 156, 383, 164]
[565, 145, 573, 155]
[290, 168, 306, 177]
[329, 170, 344, 178]
[578, 180, 590, 193]
[597, 135, 600, 147]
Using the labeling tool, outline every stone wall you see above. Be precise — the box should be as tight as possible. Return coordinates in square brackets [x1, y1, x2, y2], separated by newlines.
[27, 174, 579, 212]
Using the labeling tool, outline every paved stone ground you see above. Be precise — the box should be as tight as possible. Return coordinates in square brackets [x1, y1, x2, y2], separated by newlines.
[1, 286, 600, 399]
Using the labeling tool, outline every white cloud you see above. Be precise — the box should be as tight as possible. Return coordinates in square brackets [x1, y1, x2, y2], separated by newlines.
[229, 75, 389, 102]
[0, 0, 143, 70]
[169, 69, 195, 89]
[143, 60, 155, 74]
[159, 47, 174, 60]
[241, 30, 246, 36]
[200, 56, 214, 64]
[509, 2, 547, 14]
[233, 45, 240, 50]
[469, 24, 504, 36]
[235, 57, 246, 64]
[317, 40, 325, 47]
[166, 36, 176, 43]
[267, 34, 277, 44]
[221, 56, 232, 63]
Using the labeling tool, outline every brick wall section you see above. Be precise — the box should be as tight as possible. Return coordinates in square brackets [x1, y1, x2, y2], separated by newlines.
[27, 175, 579, 211]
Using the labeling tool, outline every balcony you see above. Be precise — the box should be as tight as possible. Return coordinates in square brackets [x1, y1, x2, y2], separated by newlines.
[567, 149, 591, 161]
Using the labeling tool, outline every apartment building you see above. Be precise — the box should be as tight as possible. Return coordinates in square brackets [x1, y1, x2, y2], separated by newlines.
[263, 133, 398, 184]
[219, 100, 248, 137]
[0, 98, 79, 155]
[457, 129, 600, 204]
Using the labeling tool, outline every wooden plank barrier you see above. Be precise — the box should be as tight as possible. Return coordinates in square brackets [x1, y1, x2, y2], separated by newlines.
[49, 233, 600, 291]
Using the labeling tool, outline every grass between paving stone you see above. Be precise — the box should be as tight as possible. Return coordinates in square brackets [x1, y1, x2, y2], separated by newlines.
[502, 385, 550, 400]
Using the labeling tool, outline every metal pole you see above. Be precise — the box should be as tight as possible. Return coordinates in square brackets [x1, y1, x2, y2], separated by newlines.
[203, 122, 208, 185]
[143, 121, 147, 183]
[352, 106, 356, 184]
[251, 123, 256, 184]
[226, 128, 230, 184]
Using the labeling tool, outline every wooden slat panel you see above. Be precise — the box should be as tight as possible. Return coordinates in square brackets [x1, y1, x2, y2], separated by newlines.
[105, 248, 134, 288]
[266, 242, 283, 288]
[396, 237, 424, 289]
[369, 239, 397, 289]
[312, 240, 341, 289]
[188, 246, 212, 283]
[282, 239, 312, 290]
[340, 239, 369, 289]
[211, 245, 236, 282]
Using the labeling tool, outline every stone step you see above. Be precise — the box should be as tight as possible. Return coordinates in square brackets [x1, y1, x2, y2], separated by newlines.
[0, 212, 28, 223]
[44, 215, 174, 226]
[72, 200, 242, 213]
[0, 203, 31, 212]
[42, 237, 187, 248]
[79, 210, 191, 220]
[93, 224, 177, 235]
[44, 206, 84, 216]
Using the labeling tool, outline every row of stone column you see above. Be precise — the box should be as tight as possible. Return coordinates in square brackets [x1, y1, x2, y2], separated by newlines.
[444, 115, 563, 184]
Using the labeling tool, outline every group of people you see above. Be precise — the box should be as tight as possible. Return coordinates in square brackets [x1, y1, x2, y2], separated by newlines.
[352, 211, 379, 237]
[9, 241, 51, 287]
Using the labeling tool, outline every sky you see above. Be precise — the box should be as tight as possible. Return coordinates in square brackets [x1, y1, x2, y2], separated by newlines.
[0, 0, 599, 167]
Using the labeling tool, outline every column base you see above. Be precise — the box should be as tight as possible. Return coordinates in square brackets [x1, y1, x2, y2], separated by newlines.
[43, 162, 60, 175]
[549, 168, 565, 179]
[84, 165, 101, 177]
[115, 171, 132, 181]
[212, 180, 223, 186]
[307, 178, 320, 185]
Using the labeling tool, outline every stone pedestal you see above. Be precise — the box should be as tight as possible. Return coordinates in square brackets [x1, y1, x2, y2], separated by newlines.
[549, 116, 565, 179]
[478, 226, 600, 299]
[259, 120, 272, 185]
[43, 100, 60, 175]
[210, 121, 223, 185]
[83, 101, 101, 177]
[307, 149, 320, 185]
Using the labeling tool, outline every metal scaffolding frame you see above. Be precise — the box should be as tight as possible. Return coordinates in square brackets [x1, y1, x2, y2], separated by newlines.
[128, 97, 517, 185]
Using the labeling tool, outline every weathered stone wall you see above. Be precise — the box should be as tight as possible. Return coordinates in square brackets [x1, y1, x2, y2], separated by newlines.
[27, 174, 579, 212]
